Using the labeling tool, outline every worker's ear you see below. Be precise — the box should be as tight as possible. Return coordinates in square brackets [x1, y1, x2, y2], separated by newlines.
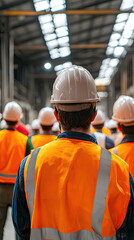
[117, 124, 122, 132]
[54, 108, 60, 122]
[91, 110, 97, 122]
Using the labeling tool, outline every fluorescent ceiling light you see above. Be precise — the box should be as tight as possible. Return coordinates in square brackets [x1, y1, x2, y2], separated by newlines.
[44, 62, 52, 70]
[39, 15, 52, 24]
[59, 47, 71, 57]
[46, 39, 58, 49]
[116, 13, 129, 23]
[34, 1, 49, 11]
[44, 33, 56, 41]
[58, 36, 69, 46]
[56, 26, 68, 37]
[113, 46, 125, 57]
[106, 47, 114, 55]
[109, 58, 119, 67]
[110, 33, 121, 40]
[105, 68, 114, 77]
[108, 40, 119, 47]
[113, 22, 125, 31]
[53, 14, 67, 28]
[119, 37, 129, 46]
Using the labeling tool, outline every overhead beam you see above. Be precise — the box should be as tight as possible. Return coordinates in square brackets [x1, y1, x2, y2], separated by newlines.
[15, 44, 108, 50]
[0, 9, 133, 16]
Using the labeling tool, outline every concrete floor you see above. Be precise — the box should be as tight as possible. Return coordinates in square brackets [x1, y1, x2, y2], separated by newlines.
[3, 207, 16, 240]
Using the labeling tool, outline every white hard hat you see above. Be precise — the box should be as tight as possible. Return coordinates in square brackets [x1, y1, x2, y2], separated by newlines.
[52, 122, 60, 132]
[92, 109, 105, 125]
[0, 119, 7, 129]
[107, 119, 117, 129]
[112, 95, 134, 126]
[51, 65, 100, 111]
[31, 119, 40, 130]
[38, 107, 56, 126]
[3, 101, 22, 122]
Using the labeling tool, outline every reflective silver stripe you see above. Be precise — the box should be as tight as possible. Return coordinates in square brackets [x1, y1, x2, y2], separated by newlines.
[30, 228, 116, 240]
[112, 147, 118, 155]
[92, 148, 111, 236]
[26, 147, 41, 219]
[0, 173, 17, 178]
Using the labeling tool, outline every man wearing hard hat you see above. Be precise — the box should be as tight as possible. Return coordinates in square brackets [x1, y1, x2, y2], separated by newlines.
[12, 66, 134, 240]
[110, 95, 134, 179]
[91, 110, 114, 149]
[31, 107, 57, 148]
[0, 101, 33, 240]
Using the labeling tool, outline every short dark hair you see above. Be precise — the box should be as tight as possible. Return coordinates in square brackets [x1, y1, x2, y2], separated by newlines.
[5, 120, 17, 126]
[41, 125, 53, 132]
[118, 123, 134, 135]
[92, 123, 104, 130]
[57, 104, 96, 131]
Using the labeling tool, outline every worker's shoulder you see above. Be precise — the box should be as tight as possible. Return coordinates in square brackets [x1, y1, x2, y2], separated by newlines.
[15, 130, 29, 140]
[110, 148, 129, 170]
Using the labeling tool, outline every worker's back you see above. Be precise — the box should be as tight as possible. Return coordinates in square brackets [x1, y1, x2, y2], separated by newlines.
[24, 136, 130, 239]
[0, 129, 27, 183]
[31, 133, 56, 148]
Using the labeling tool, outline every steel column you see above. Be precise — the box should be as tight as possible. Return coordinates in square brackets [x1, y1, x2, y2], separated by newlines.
[9, 32, 14, 100]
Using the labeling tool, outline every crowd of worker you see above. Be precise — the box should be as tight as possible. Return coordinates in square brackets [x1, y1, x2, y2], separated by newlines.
[0, 65, 134, 240]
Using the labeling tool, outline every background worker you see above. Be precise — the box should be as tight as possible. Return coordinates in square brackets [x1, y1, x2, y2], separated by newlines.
[110, 95, 134, 179]
[31, 107, 57, 148]
[91, 110, 114, 149]
[0, 101, 33, 240]
[90, 109, 111, 136]
[52, 121, 60, 136]
[12, 66, 134, 240]
[29, 119, 40, 138]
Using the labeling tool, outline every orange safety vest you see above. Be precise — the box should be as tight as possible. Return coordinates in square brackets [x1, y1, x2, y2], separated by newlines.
[0, 129, 28, 184]
[24, 138, 130, 240]
[90, 127, 111, 136]
[110, 142, 134, 179]
[31, 134, 57, 149]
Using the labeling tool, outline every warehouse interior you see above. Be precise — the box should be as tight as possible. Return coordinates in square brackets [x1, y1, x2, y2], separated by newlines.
[0, 0, 134, 123]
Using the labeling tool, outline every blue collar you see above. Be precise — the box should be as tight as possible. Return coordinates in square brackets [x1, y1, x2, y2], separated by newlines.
[57, 131, 97, 144]
[121, 134, 134, 144]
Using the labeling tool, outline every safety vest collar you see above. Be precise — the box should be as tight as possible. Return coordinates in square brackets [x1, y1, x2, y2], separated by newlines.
[121, 134, 134, 144]
[57, 131, 97, 144]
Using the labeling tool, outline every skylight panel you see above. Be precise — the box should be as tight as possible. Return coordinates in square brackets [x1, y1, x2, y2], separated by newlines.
[39, 15, 52, 24]
[56, 26, 68, 37]
[63, 62, 72, 68]
[54, 65, 63, 71]
[58, 36, 69, 46]
[108, 40, 119, 47]
[53, 14, 67, 28]
[51, 4, 65, 12]
[113, 46, 125, 57]
[44, 33, 56, 41]
[46, 39, 58, 49]
[34, 0, 49, 11]
[106, 47, 114, 55]
[120, 0, 133, 10]
[116, 13, 129, 23]
[113, 22, 125, 31]
[110, 33, 121, 40]
[109, 59, 119, 67]
[59, 47, 71, 57]
[119, 37, 129, 46]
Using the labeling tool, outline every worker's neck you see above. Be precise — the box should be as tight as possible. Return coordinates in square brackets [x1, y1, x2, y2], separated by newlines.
[60, 126, 90, 135]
